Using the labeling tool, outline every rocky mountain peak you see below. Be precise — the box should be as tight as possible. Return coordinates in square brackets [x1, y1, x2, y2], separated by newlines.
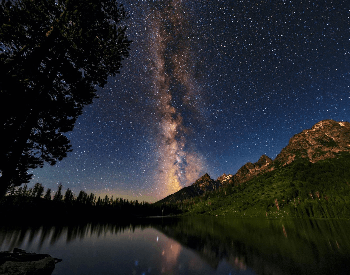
[233, 154, 274, 185]
[232, 120, 350, 185]
[193, 173, 216, 189]
[196, 173, 211, 182]
[256, 155, 273, 167]
[217, 173, 234, 185]
[275, 119, 350, 166]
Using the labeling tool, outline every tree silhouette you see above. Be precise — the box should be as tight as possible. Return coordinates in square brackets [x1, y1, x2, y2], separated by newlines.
[32, 182, 44, 198]
[87, 193, 96, 206]
[44, 188, 52, 200]
[64, 188, 74, 204]
[77, 190, 88, 204]
[0, 0, 131, 195]
[53, 184, 63, 201]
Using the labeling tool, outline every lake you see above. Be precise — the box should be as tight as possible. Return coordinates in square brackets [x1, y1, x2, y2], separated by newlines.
[1, 217, 350, 275]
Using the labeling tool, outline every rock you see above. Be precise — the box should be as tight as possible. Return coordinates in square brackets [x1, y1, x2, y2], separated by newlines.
[216, 173, 234, 185]
[233, 154, 273, 185]
[193, 173, 217, 190]
[232, 120, 350, 185]
[275, 119, 350, 165]
[0, 248, 61, 275]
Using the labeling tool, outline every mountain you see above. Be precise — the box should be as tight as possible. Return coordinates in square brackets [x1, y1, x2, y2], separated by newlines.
[216, 173, 234, 185]
[233, 154, 273, 185]
[233, 119, 350, 185]
[274, 119, 350, 165]
[157, 173, 219, 204]
[156, 120, 350, 216]
[185, 152, 350, 218]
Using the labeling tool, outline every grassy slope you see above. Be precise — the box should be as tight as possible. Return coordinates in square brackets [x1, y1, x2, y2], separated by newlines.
[177, 153, 350, 218]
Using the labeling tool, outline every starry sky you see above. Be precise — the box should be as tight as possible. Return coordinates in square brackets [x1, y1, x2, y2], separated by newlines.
[29, 0, 350, 202]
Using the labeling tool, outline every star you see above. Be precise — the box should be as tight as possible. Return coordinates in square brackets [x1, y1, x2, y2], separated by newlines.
[29, 0, 350, 202]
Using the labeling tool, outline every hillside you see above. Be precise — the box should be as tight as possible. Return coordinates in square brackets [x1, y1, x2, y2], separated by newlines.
[155, 120, 350, 218]
[157, 173, 219, 204]
[181, 153, 350, 218]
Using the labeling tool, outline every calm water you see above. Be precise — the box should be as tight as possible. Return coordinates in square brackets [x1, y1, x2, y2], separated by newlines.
[1, 217, 350, 275]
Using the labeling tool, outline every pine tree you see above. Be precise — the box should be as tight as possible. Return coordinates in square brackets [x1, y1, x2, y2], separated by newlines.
[96, 196, 102, 207]
[77, 190, 88, 204]
[44, 188, 52, 200]
[87, 193, 96, 206]
[103, 195, 110, 206]
[32, 182, 44, 198]
[64, 188, 74, 204]
[53, 184, 63, 201]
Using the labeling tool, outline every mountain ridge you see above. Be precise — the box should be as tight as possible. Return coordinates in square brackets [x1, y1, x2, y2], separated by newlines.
[157, 119, 350, 205]
[275, 119, 350, 166]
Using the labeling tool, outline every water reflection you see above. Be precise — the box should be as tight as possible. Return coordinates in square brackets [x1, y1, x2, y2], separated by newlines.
[0, 222, 148, 252]
[1, 218, 350, 274]
[0, 220, 222, 275]
[154, 217, 350, 275]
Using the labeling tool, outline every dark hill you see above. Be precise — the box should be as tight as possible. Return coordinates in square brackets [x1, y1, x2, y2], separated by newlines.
[157, 173, 219, 204]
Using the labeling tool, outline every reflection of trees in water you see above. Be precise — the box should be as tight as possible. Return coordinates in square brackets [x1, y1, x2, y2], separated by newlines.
[2, 218, 350, 275]
[0, 222, 156, 252]
[154, 217, 350, 275]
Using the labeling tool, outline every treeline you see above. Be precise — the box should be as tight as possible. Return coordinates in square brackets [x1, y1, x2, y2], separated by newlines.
[1, 183, 179, 224]
[6, 183, 148, 209]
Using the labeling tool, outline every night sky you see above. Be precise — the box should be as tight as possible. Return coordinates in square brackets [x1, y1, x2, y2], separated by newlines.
[29, 0, 350, 202]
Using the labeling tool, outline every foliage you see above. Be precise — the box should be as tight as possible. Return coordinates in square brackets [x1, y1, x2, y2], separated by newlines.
[53, 183, 63, 201]
[43, 188, 51, 200]
[4, 153, 350, 221]
[0, 0, 131, 195]
[0, 183, 166, 222]
[157, 152, 350, 219]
